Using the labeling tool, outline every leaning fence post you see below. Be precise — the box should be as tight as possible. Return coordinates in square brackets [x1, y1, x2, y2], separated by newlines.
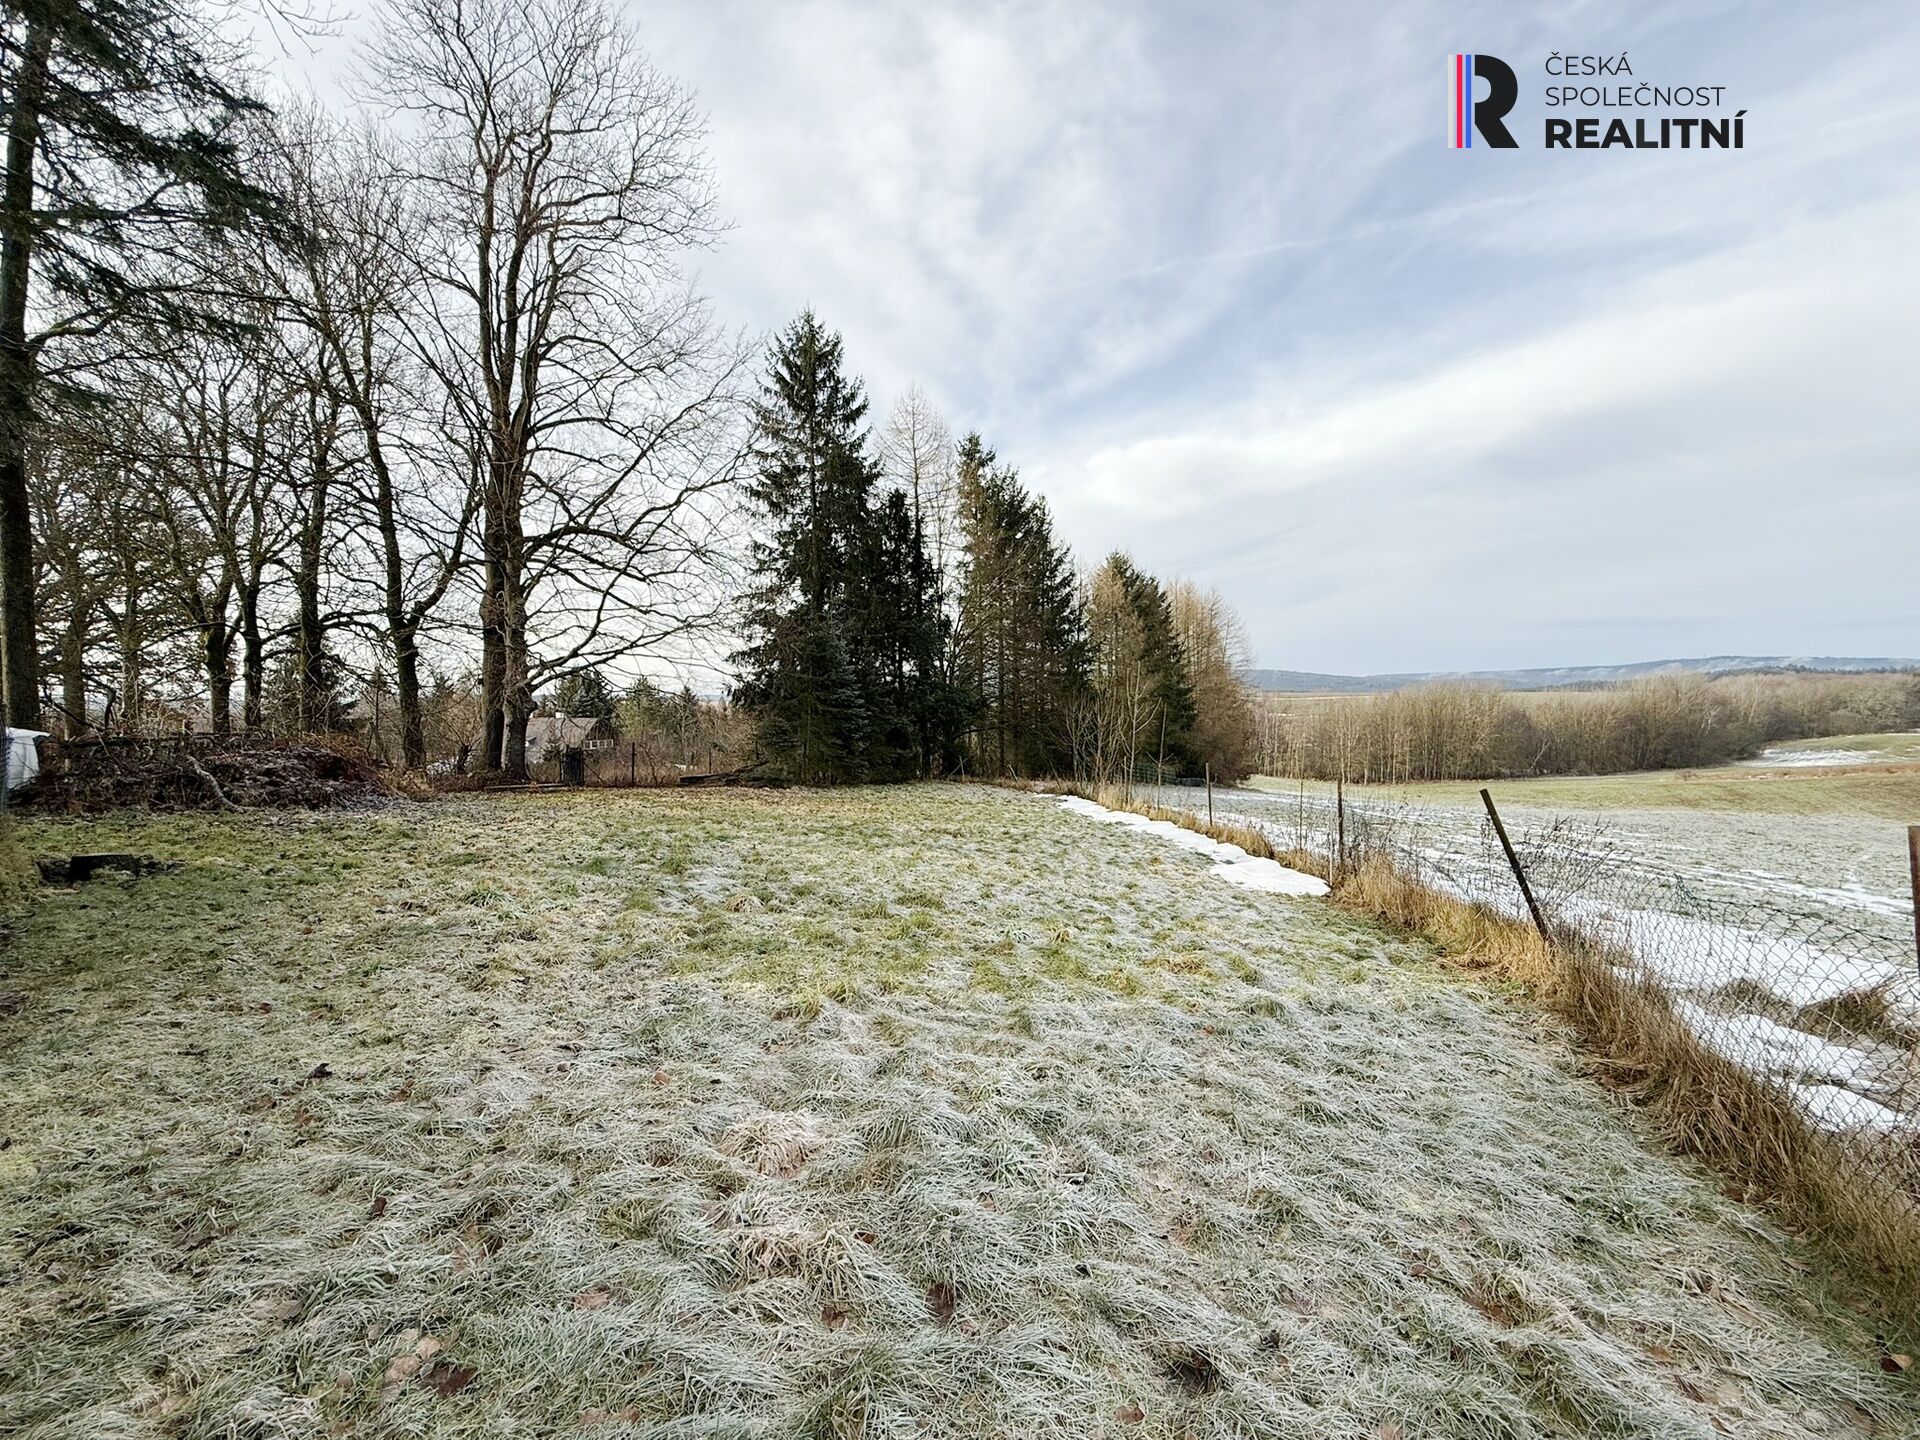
[1480, 788, 1552, 946]
[1907, 824, 1920, 975]
[1205, 763, 1213, 828]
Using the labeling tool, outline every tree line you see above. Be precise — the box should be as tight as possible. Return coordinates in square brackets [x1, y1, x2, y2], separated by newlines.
[4, 0, 745, 777]
[1256, 671, 1920, 784]
[734, 311, 1257, 785]
[0, 0, 1260, 786]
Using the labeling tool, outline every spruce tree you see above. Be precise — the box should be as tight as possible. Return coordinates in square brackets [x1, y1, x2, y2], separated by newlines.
[733, 311, 880, 782]
[955, 434, 1089, 776]
[1105, 553, 1199, 774]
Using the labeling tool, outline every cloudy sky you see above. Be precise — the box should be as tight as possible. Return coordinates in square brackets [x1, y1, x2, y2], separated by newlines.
[304, 2, 1920, 674]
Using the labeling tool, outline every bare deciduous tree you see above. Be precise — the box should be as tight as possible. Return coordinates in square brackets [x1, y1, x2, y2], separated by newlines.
[367, 0, 746, 777]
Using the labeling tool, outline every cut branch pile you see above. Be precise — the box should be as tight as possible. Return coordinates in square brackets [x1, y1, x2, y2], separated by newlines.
[22, 735, 389, 813]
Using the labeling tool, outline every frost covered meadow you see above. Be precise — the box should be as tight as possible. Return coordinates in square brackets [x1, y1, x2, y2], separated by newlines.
[1161, 765, 1920, 1148]
[5, 785, 1919, 1438]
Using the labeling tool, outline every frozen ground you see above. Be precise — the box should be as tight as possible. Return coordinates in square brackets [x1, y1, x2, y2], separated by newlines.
[1166, 781, 1920, 1137]
[1739, 733, 1920, 769]
[4, 785, 1917, 1437]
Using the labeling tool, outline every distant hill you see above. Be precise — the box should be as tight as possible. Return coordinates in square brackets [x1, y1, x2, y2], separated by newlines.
[1246, 656, 1920, 694]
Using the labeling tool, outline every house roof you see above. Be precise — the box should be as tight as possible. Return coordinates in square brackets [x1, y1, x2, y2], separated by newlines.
[526, 714, 603, 751]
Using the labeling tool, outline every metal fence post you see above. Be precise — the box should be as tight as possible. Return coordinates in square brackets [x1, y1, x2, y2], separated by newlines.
[1480, 788, 1552, 946]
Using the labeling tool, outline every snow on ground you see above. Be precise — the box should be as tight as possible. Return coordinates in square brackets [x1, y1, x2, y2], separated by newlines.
[1676, 1002, 1876, 1087]
[1057, 794, 1329, 897]
[1739, 747, 1881, 768]
[1789, 1083, 1913, 1135]
[1153, 783, 1920, 1135]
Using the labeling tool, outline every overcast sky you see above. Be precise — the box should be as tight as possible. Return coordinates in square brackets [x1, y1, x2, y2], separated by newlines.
[298, 2, 1920, 674]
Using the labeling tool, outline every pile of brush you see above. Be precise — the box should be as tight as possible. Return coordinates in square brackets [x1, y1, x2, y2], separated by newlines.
[20, 733, 389, 813]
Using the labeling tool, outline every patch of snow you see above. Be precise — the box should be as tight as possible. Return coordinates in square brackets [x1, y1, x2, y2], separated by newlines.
[1210, 858, 1330, 896]
[1738, 747, 1875, 769]
[1787, 1083, 1913, 1135]
[1057, 795, 1329, 898]
[1675, 1003, 1874, 1086]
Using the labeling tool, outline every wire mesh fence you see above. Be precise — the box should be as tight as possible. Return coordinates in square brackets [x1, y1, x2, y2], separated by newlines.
[1154, 780, 1920, 1214]
[511, 739, 737, 789]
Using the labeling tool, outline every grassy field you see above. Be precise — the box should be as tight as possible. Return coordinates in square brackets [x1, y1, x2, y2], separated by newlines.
[3, 785, 1918, 1438]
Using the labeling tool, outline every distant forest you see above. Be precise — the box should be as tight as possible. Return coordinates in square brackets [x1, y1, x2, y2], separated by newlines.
[1255, 671, 1920, 784]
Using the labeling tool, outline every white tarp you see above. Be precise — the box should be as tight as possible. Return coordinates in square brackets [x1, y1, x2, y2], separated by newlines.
[3, 728, 46, 792]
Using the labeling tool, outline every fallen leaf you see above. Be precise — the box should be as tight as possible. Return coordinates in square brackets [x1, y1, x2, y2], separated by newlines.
[927, 1281, 958, 1326]
[414, 1336, 444, 1360]
[1375, 1424, 1405, 1440]
[369, 1195, 389, 1219]
[1880, 1353, 1913, 1374]
[384, 1354, 421, 1384]
[307, 1062, 333, 1080]
[1115, 1401, 1145, 1424]
[419, 1360, 477, 1397]
[248, 1292, 302, 1324]
[573, 1289, 613, 1311]
[651, 1068, 671, 1086]
[822, 1302, 849, 1330]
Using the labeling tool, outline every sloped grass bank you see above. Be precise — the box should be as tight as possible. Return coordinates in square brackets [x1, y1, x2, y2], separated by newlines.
[2, 786, 1915, 1438]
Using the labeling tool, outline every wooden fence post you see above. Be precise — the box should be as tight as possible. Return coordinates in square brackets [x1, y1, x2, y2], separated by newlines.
[1481, 788, 1552, 946]
[1335, 776, 1346, 880]
[1907, 825, 1920, 973]
[1205, 763, 1212, 828]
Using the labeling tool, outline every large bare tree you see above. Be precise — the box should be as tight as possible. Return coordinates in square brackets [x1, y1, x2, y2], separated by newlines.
[367, 0, 745, 777]
[0, 0, 286, 725]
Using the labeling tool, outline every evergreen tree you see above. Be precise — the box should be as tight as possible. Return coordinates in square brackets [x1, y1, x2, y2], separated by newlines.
[1096, 553, 1199, 776]
[955, 434, 1088, 775]
[733, 311, 883, 783]
[553, 667, 617, 723]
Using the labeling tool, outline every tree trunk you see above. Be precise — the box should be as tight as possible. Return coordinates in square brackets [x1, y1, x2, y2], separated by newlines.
[479, 557, 506, 771]
[294, 548, 327, 731]
[239, 580, 264, 729]
[59, 602, 86, 732]
[205, 622, 234, 733]
[393, 617, 425, 771]
[241, 613, 263, 728]
[0, 21, 49, 727]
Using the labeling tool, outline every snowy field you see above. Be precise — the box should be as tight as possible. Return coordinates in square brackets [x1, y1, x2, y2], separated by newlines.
[1738, 732, 1920, 769]
[6, 784, 1918, 1437]
[1147, 780, 1920, 1140]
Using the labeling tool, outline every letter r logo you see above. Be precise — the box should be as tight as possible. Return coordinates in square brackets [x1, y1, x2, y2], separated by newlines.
[1449, 54, 1518, 148]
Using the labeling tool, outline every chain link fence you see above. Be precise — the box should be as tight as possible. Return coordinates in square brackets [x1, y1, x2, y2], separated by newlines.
[1158, 781, 1920, 1213]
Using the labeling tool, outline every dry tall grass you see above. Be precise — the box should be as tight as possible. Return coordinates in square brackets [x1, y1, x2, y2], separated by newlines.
[1334, 853, 1920, 1298]
[1018, 778, 1920, 1313]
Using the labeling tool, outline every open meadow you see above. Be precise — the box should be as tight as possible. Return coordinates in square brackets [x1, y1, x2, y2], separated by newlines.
[4, 785, 1918, 1439]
